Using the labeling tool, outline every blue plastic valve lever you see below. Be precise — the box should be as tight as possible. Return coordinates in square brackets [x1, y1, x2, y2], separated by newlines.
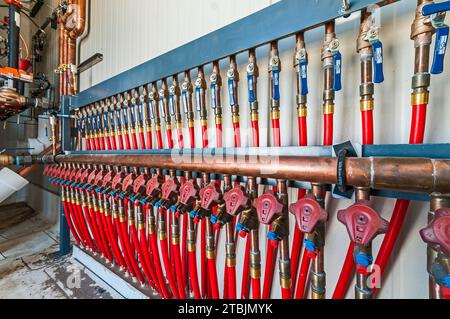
[137, 97, 144, 123]
[195, 77, 203, 112]
[148, 93, 155, 120]
[364, 27, 384, 83]
[431, 12, 449, 75]
[247, 63, 256, 103]
[168, 86, 176, 116]
[227, 68, 236, 106]
[296, 48, 309, 96]
[328, 39, 342, 91]
[159, 90, 166, 118]
[270, 56, 280, 100]
[181, 81, 189, 114]
[210, 73, 218, 109]
[422, 1, 450, 16]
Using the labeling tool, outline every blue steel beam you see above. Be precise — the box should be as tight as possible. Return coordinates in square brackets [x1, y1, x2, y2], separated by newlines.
[68, 0, 395, 109]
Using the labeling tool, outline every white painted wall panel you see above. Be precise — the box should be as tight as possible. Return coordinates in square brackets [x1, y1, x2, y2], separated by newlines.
[34, 0, 450, 299]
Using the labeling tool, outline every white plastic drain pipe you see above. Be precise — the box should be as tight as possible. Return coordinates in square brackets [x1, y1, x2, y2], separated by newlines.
[0, 168, 29, 204]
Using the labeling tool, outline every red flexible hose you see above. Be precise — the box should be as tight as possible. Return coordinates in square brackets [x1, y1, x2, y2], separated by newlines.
[172, 240, 186, 299]
[177, 128, 184, 149]
[99, 136, 105, 151]
[146, 208, 172, 298]
[85, 205, 103, 255]
[202, 125, 208, 148]
[227, 265, 237, 299]
[139, 227, 165, 296]
[262, 243, 277, 299]
[138, 131, 146, 150]
[93, 136, 99, 151]
[110, 135, 117, 151]
[323, 114, 334, 146]
[188, 250, 202, 299]
[189, 126, 195, 149]
[86, 137, 91, 151]
[89, 206, 110, 260]
[281, 287, 291, 299]
[298, 116, 308, 146]
[105, 135, 112, 151]
[216, 123, 223, 148]
[62, 200, 82, 246]
[119, 217, 145, 284]
[124, 132, 131, 150]
[158, 208, 180, 298]
[233, 122, 241, 148]
[332, 243, 355, 299]
[131, 132, 139, 150]
[166, 128, 174, 150]
[117, 132, 124, 150]
[241, 236, 251, 299]
[251, 120, 260, 147]
[295, 249, 311, 299]
[156, 130, 163, 150]
[181, 214, 188, 292]
[372, 103, 426, 297]
[101, 198, 127, 269]
[130, 223, 157, 289]
[67, 199, 86, 245]
[113, 210, 136, 277]
[208, 258, 220, 299]
[361, 110, 374, 145]
[290, 190, 306, 295]
[201, 219, 207, 298]
[251, 278, 261, 299]
[146, 129, 153, 150]
[74, 202, 95, 250]
[271, 118, 281, 147]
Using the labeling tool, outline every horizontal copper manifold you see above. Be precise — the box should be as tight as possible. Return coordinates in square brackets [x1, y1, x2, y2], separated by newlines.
[43, 153, 450, 195]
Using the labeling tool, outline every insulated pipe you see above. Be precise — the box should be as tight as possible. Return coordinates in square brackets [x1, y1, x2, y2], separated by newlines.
[372, 0, 436, 297]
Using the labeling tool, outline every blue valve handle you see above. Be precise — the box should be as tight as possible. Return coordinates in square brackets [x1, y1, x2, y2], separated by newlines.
[86, 116, 92, 131]
[102, 112, 109, 130]
[431, 24, 449, 74]
[96, 114, 103, 130]
[159, 99, 166, 118]
[169, 94, 176, 116]
[422, 1, 450, 16]
[122, 108, 129, 127]
[210, 83, 217, 109]
[182, 90, 189, 114]
[138, 103, 144, 123]
[195, 87, 201, 112]
[148, 101, 155, 119]
[247, 74, 255, 103]
[109, 111, 115, 129]
[371, 39, 385, 83]
[333, 51, 342, 91]
[272, 69, 280, 100]
[228, 79, 236, 106]
[130, 105, 137, 124]
[299, 60, 309, 96]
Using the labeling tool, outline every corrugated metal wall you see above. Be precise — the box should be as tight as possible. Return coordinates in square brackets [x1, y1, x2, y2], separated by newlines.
[35, 0, 450, 299]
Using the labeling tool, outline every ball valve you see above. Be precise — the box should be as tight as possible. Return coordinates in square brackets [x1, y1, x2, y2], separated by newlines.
[337, 200, 389, 247]
[211, 185, 248, 229]
[144, 175, 164, 206]
[190, 182, 222, 223]
[173, 180, 199, 216]
[159, 177, 181, 210]
[420, 208, 450, 257]
[254, 192, 285, 243]
[289, 194, 328, 234]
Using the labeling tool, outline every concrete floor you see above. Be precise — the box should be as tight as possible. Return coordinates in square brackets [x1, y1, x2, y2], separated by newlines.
[0, 203, 116, 299]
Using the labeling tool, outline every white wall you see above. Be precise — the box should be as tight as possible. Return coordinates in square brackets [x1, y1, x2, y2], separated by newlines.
[36, 0, 450, 299]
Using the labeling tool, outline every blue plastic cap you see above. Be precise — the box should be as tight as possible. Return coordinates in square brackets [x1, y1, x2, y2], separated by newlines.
[119, 193, 125, 200]
[155, 202, 161, 208]
[141, 198, 147, 205]
[171, 205, 177, 213]
[236, 223, 245, 232]
[267, 231, 278, 241]
[444, 276, 450, 288]
[189, 211, 197, 219]
[210, 215, 218, 224]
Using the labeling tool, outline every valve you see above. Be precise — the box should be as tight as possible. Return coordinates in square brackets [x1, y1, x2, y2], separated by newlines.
[227, 67, 238, 107]
[327, 39, 342, 91]
[289, 194, 328, 234]
[190, 182, 222, 223]
[295, 47, 309, 95]
[420, 208, 450, 257]
[364, 27, 384, 83]
[429, 8, 449, 74]
[175, 180, 199, 216]
[269, 56, 280, 102]
[337, 200, 389, 247]
[160, 177, 181, 209]
[212, 186, 249, 229]
[254, 192, 285, 242]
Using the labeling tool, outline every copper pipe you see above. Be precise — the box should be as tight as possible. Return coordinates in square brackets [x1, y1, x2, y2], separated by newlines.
[43, 154, 450, 195]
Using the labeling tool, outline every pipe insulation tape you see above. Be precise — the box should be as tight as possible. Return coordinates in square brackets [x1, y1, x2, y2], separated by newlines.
[0, 168, 29, 204]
